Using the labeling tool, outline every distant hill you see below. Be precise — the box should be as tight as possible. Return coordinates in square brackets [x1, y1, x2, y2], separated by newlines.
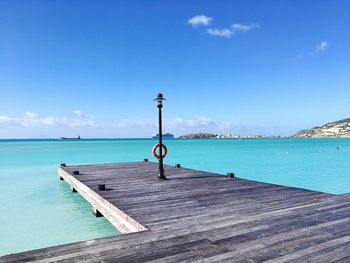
[294, 118, 350, 138]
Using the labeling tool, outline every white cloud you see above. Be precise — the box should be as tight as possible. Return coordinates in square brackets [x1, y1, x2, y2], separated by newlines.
[166, 117, 216, 129]
[117, 119, 156, 129]
[25, 111, 38, 119]
[206, 24, 259, 38]
[0, 115, 20, 127]
[187, 15, 213, 27]
[207, 28, 233, 38]
[304, 41, 330, 57]
[315, 41, 329, 52]
[117, 117, 217, 130]
[116, 117, 220, 135]
[0, 111, 97, 129]
[109, 116, 222, 138]
[231, 23, 260, 32]
[74, 110, 83, 117]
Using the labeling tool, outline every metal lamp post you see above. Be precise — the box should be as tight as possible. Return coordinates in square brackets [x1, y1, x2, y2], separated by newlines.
[154, 93, 167, 180]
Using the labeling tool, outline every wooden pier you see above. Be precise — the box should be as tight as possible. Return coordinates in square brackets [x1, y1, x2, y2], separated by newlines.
[3, 161, 350, 262]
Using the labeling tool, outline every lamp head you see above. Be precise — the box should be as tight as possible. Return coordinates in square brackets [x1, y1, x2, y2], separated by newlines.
[154, 93, 166, 106]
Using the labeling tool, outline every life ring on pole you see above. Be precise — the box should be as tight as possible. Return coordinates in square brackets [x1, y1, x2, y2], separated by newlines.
[152, 144, 167, 160]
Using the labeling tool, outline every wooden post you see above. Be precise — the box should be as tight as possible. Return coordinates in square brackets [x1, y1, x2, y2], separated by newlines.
[226, 172, 235, 178]
[92, 207, 103, 217]
[98, 184, 106, 191]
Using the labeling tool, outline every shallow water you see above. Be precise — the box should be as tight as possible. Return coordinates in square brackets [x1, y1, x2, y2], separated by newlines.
[1, 138, 350, 255]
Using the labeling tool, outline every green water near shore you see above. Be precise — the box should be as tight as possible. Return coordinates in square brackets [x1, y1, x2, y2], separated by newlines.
[1, 138, 350, 256]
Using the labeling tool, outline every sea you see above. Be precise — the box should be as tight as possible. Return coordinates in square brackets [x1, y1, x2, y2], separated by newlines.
[1, 138, 350, 256]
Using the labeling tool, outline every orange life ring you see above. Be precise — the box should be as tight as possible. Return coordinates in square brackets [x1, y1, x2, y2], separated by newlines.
[152, 144, 167, 159]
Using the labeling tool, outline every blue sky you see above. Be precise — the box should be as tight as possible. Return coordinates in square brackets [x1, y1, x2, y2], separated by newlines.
[0, 0, 349, 138]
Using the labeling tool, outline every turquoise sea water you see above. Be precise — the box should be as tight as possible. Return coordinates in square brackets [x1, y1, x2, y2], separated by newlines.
[1, 138, 350, 256]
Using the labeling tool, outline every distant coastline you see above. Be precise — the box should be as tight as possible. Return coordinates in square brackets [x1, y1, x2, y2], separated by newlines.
[178, 133, 289, 139]
[178, 118, 350, 139]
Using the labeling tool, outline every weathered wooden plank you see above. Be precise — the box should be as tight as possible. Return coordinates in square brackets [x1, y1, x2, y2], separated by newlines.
[57, 167, 147, 233]
[263, 236, 350, 263]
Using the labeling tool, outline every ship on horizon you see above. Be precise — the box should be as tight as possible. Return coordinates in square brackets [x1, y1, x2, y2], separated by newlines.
[152, 133, 174, 139]
[60, 135, 81, 140]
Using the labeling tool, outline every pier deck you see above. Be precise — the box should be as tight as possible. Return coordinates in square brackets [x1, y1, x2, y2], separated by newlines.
[3, 161, 350, 262]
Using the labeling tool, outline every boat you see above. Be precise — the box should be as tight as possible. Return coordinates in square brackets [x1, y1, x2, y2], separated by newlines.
[60, 135, 81, 140]
[152, 133, 174, 139]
